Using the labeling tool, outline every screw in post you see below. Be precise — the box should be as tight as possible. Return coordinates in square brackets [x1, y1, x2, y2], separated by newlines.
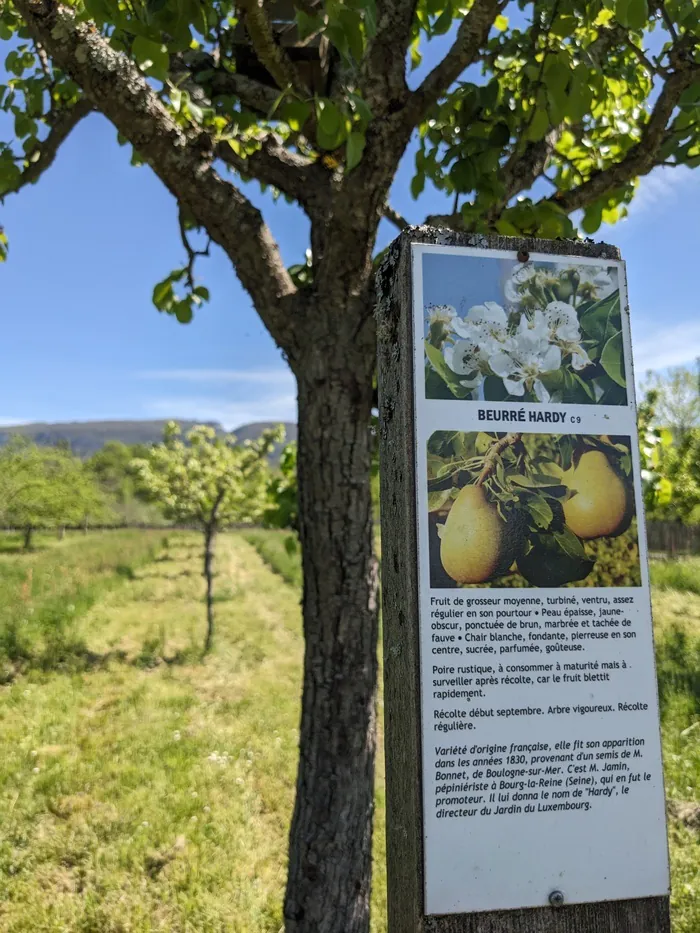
[548, 890, 565, 908]
[517, 249, 530, 263]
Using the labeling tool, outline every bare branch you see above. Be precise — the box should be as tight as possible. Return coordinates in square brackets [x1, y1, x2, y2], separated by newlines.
[4, 98, 92, 196]
[178, 209, 211, 289]
[547, 61, 700, 214]
[408, 0, 505, 120]
[383, 204, 409, 231]
[15, 0, 300, 353]
[236, 0, 309, 94]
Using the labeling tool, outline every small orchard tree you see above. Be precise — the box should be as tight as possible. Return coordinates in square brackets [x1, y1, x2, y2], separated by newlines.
[0, 438, 110, 547]
[131, 422, 280, 651]
[3, 0, 700, 925]
[641, 364, 700, 439]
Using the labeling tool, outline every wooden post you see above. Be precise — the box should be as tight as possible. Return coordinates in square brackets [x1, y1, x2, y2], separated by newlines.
[376, 227, 670, 933]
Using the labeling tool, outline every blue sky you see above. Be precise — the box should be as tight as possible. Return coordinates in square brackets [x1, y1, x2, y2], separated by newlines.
[1, 40, 699, 429]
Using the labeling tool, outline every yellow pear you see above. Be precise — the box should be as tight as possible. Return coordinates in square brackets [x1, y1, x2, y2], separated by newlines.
[563, 450, 630, 540]
[439, 485, 520, 584]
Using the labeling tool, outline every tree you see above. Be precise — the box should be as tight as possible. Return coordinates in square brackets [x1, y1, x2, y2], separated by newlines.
[2, 0, 699, 927]
[639, 387, 700, 522]
[265, 440, 299, 530]
[131, 422, 279, 651]
[0, 438, 110, 547]
[641, 364, 700, 438]
[87, 440, 161, 524]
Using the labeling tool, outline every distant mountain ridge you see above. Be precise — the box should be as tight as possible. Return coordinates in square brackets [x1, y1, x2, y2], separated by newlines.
[0, 419, 297, 459]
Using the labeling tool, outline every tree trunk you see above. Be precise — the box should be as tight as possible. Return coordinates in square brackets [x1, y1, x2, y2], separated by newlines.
[24, 526, 33, 550]
[58, 526, 65, 540]
[203, 523, 216, 653]
[284, 353, 379, 933]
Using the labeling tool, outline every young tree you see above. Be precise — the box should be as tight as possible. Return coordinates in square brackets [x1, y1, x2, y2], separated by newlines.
[641, 364, 700, 438]
[131, 422, 279, 651]
[0, 438, 110, 547]
[2, 1, 699, 927]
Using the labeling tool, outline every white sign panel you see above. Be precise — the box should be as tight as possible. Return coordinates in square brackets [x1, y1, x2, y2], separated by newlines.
[411, 243, 669, 915]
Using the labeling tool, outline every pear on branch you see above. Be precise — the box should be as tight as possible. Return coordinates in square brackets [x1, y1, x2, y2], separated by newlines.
[563, 450, 633, 540]
[438, 485, 523, 585]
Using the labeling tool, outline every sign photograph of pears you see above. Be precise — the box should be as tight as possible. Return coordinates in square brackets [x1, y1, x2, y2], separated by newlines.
[427, 431, 640, 589]
[423, 255, 627, 406]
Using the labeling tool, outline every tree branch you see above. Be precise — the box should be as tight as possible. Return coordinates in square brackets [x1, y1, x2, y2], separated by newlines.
[4, 98, 92, 196]
[547, 61, 700, 214]
[408, 0, 505, 120]
[215, 134, 327, 212]
[236, 0, 309, 94]
[424, 128, 561, 229]
[359, 0, 417, 112]
[172, 51, 282, 115]
[15, 0, 300, 353]
[383, 203, 409, 231]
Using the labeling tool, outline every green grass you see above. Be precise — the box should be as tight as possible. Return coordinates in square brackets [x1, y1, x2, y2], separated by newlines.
[240, 528, 303, 588]
[0, 530, 164, 675]
[651, 557, 700, 597]
[0, 529, 697, 931]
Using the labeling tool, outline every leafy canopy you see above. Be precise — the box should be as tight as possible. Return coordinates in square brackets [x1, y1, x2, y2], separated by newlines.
[0, 0, 698, 316]
[0, 437, 111, 529]
[130, 422, 282, 530]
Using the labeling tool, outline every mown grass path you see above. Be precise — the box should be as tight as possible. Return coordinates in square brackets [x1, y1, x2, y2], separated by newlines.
[0, 533, 313, 932]
[0, 530, 696, 932]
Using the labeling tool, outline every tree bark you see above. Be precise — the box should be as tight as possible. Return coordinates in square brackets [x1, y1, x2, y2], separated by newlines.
[284, 346, 380, 933]
[203, 523, 216, 653]
[24, 526, 33, 550]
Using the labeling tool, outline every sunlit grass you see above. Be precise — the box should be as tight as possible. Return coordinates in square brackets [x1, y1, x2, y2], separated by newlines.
[0, 529, 696, 931]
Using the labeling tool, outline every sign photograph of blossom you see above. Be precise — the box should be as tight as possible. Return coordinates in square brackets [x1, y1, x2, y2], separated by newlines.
[422, 250, 627, 405]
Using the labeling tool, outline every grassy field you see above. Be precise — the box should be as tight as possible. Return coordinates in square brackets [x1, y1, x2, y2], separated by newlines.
[0, 529, 697, 931]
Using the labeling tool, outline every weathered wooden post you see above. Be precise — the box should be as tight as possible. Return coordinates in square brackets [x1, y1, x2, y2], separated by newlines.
[376, 228, 670, 933]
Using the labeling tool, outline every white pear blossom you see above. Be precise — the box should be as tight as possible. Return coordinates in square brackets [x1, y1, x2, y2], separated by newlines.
[572, 265, 617, 301]
[426, 304, 457, 327]
[543, 301, 591, 371]
[504, 263, 539, 305]
[443, 337, 480, 375]
[488, 311, 561, 402]
[453, 301, 509, 351]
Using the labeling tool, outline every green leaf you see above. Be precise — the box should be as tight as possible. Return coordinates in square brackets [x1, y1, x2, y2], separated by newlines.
[526, 495, 554, 529]
[174, 301, 193, 324]
[616, 0, 648, 29]
[581, 202, 603, 234]
[193, 285, 210, 301]
[494, 14, 508, 30]
[553, 527, 587, 561]
[526, 108, 549, 142]
[346, 131, 366, 171]
[296, 9, 324, 41]
[600, 330, 626, 387]
[450, 158, 475, 193]
[349, 93, 373, 126]
[153, 279, 173, 309]
[428, 488, 454, 512]
[315, 99, 346, 150]
[132, 37, 169, 81]
[283, 100, 311, 132]
[424, 342, 472, 398]
[432, 2, 454, 35]
[411, 172, 425, 199]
